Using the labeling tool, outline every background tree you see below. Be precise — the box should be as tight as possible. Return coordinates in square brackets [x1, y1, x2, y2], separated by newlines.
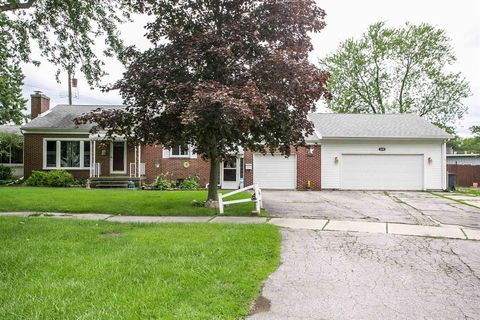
[0, 131, 23, 163]
[0, 0, 134, 124]
[451, 126, 480, 154]
[77, 0, 328, 204]
[321, 22, 471, 127]
[470, 125, 480, 137]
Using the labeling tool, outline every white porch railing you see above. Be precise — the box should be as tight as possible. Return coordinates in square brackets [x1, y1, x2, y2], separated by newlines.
[218, 184, 263, 214]
[93, 163, 101, 177]
[129, 162, 146, 177]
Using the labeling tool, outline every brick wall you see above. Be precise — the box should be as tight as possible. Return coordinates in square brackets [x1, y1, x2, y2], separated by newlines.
[24, 134, 320, 190]
[23, 134, 137, 179]
[142, 144, 211, 186]
[243, 145, 321, 190]
[23, 133, 90, 179]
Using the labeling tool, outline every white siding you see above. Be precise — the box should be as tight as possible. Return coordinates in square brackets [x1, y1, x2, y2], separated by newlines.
[447, 156, 480, 165]
[321, 139, 445, 190]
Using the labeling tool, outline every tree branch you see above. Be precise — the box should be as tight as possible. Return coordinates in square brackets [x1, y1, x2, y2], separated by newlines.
[398, 58, 412, 113]
[0, 0, 36, 12]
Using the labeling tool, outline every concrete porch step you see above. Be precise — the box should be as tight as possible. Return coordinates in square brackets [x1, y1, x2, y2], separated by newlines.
[89, 176, 144, 188]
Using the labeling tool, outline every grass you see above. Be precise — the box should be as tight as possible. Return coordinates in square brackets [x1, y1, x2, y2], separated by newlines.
[454, 187, 480, 196]
[0, 187, 261, 216]
[0, 217, 280, 319]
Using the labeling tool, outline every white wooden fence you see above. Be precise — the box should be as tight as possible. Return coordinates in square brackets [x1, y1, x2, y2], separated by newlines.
[218, 184, 263, 214]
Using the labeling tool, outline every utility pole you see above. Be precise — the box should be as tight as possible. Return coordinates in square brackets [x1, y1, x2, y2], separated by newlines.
[68, 69, 73, 105]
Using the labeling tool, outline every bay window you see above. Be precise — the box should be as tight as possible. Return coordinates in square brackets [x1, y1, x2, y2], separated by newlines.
[43, 139, 91, 169]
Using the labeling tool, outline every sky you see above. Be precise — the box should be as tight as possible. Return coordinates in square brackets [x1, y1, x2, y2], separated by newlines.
[20, 0, 480, 136]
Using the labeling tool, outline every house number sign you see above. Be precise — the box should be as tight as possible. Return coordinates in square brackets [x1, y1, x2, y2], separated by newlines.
[378, 147, 386, 151]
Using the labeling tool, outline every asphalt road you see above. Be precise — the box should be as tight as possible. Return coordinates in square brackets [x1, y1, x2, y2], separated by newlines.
[250, 229, 480, 320]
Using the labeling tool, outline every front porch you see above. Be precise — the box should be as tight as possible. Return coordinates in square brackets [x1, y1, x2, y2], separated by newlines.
[88, 137, 146, 188]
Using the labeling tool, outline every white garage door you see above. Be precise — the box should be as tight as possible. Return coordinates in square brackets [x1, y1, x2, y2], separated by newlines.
[253, 154, 296, 189]
[341, 154, 424, 190]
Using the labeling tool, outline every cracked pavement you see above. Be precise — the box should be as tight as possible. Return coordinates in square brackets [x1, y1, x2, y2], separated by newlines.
[262, 191, 480, 229]
[250, 230, 480, 320]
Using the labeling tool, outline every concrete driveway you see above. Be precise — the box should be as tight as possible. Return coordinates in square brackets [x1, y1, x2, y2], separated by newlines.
[262, 191, 480, 229]
[249, 230, 480, 320]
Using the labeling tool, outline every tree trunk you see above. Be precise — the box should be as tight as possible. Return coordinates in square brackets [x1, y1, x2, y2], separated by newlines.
[206, 156, 220, 205]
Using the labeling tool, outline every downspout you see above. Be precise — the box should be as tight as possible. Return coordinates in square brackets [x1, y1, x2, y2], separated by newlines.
[441, 140, 447, 190]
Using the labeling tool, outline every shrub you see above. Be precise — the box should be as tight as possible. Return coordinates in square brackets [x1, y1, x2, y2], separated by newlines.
[46, 170, 75, 187]
[179, 172, 200, 190]
[25, 171, 49, 186]
[25, 170, 74, 187]
[154, 173, 175, 190]
[0, 165, 13, 181]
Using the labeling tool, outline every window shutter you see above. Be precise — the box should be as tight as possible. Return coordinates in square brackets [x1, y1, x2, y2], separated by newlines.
[162, 148, 170, 159]
[190, 146, 197, 159]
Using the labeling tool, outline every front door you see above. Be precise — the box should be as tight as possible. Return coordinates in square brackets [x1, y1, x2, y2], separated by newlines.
[110, 141, 126, 174]
[221, 158, 239, 189]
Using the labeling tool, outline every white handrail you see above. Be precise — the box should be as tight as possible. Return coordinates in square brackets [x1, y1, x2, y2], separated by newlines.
[94, 163, 101, 177]
[218, 184, 263, 214]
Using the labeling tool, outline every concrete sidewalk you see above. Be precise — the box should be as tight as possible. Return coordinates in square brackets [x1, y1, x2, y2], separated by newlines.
[1, 211, 479, 241]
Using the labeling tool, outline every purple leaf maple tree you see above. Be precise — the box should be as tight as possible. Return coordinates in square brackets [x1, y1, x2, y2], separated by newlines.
[76, 0, 329, 203]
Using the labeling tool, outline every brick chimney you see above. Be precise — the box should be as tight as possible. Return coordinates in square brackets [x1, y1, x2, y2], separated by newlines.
[30, 91, 50, 119]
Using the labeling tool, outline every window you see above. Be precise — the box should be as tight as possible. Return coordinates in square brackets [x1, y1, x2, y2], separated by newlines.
[43, 139, 91, 169]
[171, 145, 190, 157]
[83, 142, 91, 167]
[61, 141, 80, 167]
[46, 141, 57, 167]
[0, 145, 23, 164]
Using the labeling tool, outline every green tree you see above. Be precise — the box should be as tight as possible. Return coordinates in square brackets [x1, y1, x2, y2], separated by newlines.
[449, 126, 480, 154]
[77, 0, 328, 204]
[321, 22, 471, 127]
[470, 125, 480, 137]
[0, 131, 23, 163]
[0, 0, 134, 124]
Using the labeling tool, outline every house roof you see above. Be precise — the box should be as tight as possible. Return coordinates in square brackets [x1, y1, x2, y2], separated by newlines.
[447, 154, 480, 157]
[21, 104, 451, 140]
[0, 125, 22, 135]
[308, 113, 451, 140]
[21, 104, 125, 131]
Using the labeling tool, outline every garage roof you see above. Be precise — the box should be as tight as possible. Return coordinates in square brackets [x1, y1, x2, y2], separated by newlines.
[308, 113, 451, 139]
[22, 105, 125, 131]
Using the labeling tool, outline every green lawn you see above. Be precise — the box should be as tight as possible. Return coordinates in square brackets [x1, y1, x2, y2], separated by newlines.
[455, 187, 480, 196]
[0, 217, 280, 319]
[0, 187, 260, 216]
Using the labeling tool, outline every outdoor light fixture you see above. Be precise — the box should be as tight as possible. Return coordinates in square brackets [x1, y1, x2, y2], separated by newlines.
[428, 157, 433, 164]
[334, 156, 339, 163]
[154, 160, 160, 168]
[308, 147, 314, 156]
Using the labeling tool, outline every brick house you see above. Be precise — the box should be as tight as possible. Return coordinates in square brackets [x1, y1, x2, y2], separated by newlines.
[22, 92, 451, 191]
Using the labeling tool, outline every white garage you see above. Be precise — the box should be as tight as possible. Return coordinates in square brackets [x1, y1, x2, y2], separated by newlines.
[309, 113, 451, 191]
[340, 154, 424, 190]
[253, 154, 296, 189]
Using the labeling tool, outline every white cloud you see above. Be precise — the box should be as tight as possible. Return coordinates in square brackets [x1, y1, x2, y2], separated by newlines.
[21, 0, 479, 136]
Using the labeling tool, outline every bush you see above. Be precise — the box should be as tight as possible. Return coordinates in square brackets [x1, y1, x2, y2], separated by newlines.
[25, 170, 75, 187]
[154, 173, 175, 190]
[25, 171, 49, 186]
[0, 165, 13, 181]
[179, 173, 200, 190]
[46, 170, 75, 187]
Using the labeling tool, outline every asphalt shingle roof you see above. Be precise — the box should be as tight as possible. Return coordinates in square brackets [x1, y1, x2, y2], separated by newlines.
[22, 104, 125, 131]
[308, 113, 451, 139]
[0, 125, 22, 135]
[21, 105, 451, 140]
